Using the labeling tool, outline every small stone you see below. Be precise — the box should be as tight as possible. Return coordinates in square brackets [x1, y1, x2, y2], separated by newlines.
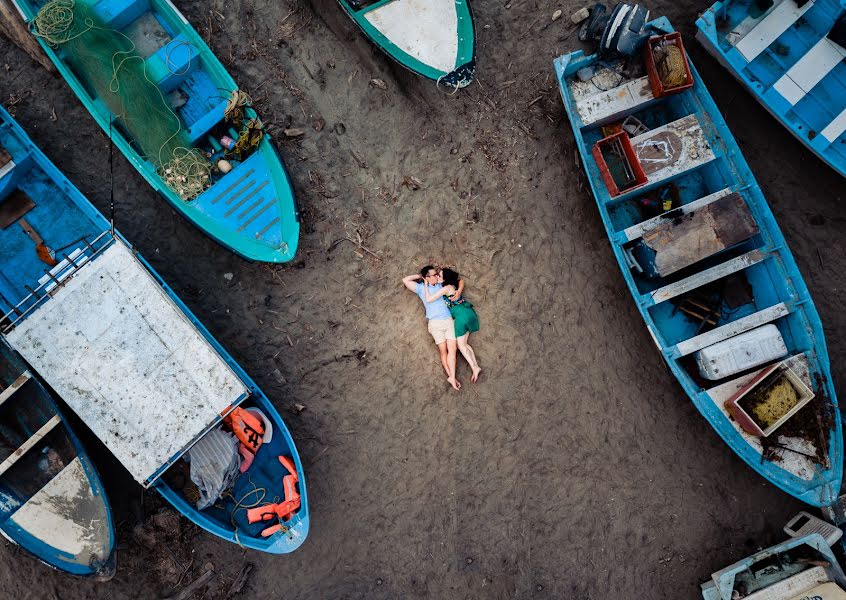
[376, 578, 383, 585]
[465, 557, 473, 565]
[284, 128, 306, 137]
[571, 6, 591, 24]
[293, 403, 306, 413]
[223, 272, 234, 281]
[552, 9, 562, 21]
[536, 584, 544, 592]
[369, 78, 388, 90]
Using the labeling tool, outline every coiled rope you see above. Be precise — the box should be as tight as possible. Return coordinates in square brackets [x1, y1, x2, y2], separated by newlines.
[159, 148, 211, 201]
[224, 89, 252, 124]
[655, 44, 687, 89]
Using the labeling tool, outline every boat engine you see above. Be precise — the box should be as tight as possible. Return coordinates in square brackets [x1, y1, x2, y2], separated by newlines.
[578, 3, 651, 57]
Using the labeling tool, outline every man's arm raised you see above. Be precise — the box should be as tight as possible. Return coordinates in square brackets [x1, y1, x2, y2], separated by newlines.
[402, 274, 421, 292]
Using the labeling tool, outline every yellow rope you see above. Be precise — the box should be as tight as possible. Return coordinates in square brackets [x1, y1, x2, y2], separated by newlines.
[159, 148, 211, 201]
[33, 0, 91, 46]
[224, 89, 252, 124]
[229, 118, 264, 158]
[655, 44, 687, 89]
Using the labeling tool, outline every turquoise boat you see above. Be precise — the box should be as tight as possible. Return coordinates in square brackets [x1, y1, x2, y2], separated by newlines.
[12, 0, 300, 263]
[696, 0, 846, 178]
[337, 0, 475, 89]
[554, 18, 842, 506]
[0, 106, 309, 554]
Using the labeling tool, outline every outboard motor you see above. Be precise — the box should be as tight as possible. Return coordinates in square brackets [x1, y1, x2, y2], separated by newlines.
[578, 3, 651, 57]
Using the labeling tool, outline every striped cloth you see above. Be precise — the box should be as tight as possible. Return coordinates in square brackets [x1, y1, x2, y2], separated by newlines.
[188, 428, 240, 509]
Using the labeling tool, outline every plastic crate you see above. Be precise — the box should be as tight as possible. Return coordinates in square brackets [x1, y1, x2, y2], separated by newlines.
[644, 33, 694, 98]
[591, 131, 647, 197]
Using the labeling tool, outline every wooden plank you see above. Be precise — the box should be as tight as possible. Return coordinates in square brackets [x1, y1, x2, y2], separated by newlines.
[0, 414, 60, 477]
[573, 76, 656, 127]
[648, 249, 768, 305]
[0, 188, 36, 229]
[735, 0, 814, 62]
[674, 302, 789, 357]
[773, 37, 846, 105]
[641, 192, 759, 277]
[0, 370, 30, 408]
[621, 188, 732, 242]
[0, 0, 56, 73]
[630, 115, 716, 186]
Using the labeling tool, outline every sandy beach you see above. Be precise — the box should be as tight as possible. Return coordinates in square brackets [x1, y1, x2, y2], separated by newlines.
[1, 0, 845, 597]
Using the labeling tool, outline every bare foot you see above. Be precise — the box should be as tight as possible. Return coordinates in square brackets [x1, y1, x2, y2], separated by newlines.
[471, 367, 482, 383]
[448, 377, 461, 390]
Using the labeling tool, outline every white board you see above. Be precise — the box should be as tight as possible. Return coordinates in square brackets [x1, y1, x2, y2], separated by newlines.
[364, 0, 459, 73]
[6, 241, 248, 485]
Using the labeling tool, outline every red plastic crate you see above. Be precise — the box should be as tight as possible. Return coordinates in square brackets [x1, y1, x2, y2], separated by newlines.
[591, 131, 647, 197]
[644, 33, 694, 98]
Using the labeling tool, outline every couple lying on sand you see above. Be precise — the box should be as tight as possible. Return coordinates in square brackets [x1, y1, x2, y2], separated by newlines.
[403, 265, 481, 390]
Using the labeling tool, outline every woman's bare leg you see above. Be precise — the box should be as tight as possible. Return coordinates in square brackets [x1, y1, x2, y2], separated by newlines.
[456, 333, 482, 382]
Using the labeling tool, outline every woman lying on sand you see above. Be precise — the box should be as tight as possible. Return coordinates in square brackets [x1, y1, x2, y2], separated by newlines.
[425, 268, 482, 383]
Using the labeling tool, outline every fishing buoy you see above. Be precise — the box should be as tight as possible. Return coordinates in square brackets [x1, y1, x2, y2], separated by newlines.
[217, 159, 233, 174]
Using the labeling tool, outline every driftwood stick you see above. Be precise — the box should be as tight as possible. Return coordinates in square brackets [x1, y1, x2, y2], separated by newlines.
[0, 0, 55, 73]
[163, 569, 215, 600]
[226, 563, 254, 597]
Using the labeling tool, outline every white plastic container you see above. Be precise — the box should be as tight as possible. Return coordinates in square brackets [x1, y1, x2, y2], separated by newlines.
[695, 324, 788, 381]
[784, 511, 843, 546]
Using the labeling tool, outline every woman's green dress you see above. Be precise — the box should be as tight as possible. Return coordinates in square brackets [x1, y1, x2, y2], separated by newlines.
[445, 295, 480, 337]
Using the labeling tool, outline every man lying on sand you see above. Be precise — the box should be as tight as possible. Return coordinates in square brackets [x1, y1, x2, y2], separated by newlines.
[403, 265, 461, 390]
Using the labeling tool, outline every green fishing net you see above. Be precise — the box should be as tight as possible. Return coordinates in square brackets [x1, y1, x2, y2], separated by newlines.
[34, 0, 210, 199]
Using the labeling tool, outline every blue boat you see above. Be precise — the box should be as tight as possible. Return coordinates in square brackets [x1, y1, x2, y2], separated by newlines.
[12, 0, 300, 263]
[0, 106, 309, 553]
[701, 531, 846, 598]
[554, 18, 842, 506]
[0, 339, 115, 577]
[696, 0, 846, 178]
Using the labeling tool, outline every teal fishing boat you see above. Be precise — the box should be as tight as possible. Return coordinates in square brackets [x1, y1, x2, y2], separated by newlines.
[12, 0, 300, 263]
[337, 0, 475, 89]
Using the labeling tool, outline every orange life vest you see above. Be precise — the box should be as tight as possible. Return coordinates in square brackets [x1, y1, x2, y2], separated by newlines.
[225, 408, 265, 454]
[246, 456, 301, 537]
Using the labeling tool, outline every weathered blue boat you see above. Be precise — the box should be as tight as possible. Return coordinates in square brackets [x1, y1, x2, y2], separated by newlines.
[701, 532, 846, 599]
[0, 338, 114, 577]
[0, 106, 309, 553]
[554, 18, 842, 506]
[337, 0, 476, 89]
[696, 0, 846, 178]
[11, 0, 300, 262]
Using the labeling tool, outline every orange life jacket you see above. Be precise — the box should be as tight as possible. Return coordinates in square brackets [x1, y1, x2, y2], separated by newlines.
[225, 408, 265, 454]
[246, 456, 301, 536]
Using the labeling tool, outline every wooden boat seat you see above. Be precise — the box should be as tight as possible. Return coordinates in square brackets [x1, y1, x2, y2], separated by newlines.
[572, 75, 657, 127]
[673, 301, 790, 357]
[629, 115, 716, 189]
[818, 105, 846, 144]
[0, 414, 61, 478]
[92, 0, 151, 30]
[0, 371, 30, 408]
[619, 187, 733, 243]
[735, 0, 815, 62]
[771, 36, 846, 105]
[0, 188, 36, 229]
[184, 99, 228, 145]
[644, 249, 769, 307]
[636, 192, 759, 277]
[144, 34, 199, 93]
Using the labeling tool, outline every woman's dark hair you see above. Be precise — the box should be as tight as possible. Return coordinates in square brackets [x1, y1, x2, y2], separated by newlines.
[441, 268, 460, 288]
[420, 265, 435, 278]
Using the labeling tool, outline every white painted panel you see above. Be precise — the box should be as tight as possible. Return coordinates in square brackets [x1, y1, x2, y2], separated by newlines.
[773, 37, 846, 105]
[630, 114, 716, 186]
[6, 241, 248, 485]
[736, 0, 814, 62]
[650, 249, 767, 304]
[821, 106, 846, 143]
[573, 76, 655, 126]
[8, 457, 111, 564]
[622, 188, 732, 242]
[364, 0, 459, 73]
[675, 302, 789, 357]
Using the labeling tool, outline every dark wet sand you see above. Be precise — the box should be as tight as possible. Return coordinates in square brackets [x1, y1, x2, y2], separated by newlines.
[0, 0, 844, 597]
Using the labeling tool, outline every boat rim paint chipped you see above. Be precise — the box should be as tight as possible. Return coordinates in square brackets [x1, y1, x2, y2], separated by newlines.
[337, 0, 476, 89]
[11, 0, 301, 262]
[554, 17, 842, 507]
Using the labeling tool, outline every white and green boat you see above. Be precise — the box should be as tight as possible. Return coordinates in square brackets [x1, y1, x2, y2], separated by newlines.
[338, 0, 476, 89]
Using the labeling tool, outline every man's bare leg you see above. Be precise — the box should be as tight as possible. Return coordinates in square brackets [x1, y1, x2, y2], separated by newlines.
[437, 342, 450, 377]
[446, 339, 460, 390]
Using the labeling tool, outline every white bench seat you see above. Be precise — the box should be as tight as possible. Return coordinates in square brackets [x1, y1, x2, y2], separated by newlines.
[772, 37, 846, 105]
[736, 0, 815, 62]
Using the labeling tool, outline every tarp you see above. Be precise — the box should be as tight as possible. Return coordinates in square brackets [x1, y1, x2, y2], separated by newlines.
[6, 240, 248, 486]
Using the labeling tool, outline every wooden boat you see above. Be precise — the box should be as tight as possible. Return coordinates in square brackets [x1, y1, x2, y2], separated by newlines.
[696, 0, 846, 179]
[701, 531, 846, 599]
[554, 18, 842, 506]
[12, 0, 300, 263]
[0, 106, 309, 553]
[337, 0, 476, 89]
[0, 339, 115, 577]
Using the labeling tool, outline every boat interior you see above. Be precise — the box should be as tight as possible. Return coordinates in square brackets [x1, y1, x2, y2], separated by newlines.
[557, 27, 840, 493]
[711, 0, 846, 161]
